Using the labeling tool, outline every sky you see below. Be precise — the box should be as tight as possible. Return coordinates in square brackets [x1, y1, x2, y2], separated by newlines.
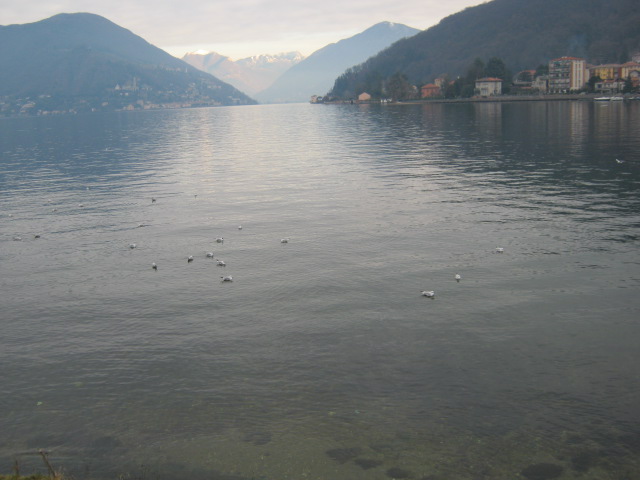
[1, 0, 483, 60]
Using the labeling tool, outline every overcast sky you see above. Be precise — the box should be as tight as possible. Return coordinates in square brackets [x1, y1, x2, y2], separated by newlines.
[2, 0, 482, 60]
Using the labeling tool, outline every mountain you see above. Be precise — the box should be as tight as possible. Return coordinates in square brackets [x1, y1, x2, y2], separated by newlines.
[0, 13, 255, 114]
[182, 51, 304, 97]
[254, 22, 421, 104]
[329, 0, 640, 99]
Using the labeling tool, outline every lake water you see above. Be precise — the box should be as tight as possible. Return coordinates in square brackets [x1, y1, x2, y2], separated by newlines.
[1, 101, 639, 480]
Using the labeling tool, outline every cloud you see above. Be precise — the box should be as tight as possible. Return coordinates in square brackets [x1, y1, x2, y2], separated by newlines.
[1, 0, 482, 58]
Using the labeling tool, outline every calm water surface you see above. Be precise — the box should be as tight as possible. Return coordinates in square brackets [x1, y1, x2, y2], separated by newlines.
[1, 101, 640, 480]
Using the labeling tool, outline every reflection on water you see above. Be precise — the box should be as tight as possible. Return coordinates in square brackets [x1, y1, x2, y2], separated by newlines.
[1, 102, 639, 480]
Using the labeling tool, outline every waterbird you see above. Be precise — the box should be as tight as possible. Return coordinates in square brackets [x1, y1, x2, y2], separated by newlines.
[221, 275, 233, 282]
[238, 225, 243, 230]
[151, 197, 156, 203]
[495, 247, 504, 253]
[421, 291, 435, 298]
[616, 158, 624, 164]
[129, 243, 137, 249]
[188, 255, 194, 263]
[455, 274, 461, 282]
[152, 263, 157, 271]
[34, 234, 41, 239]
[206, 252, 214, 258]
[281, 238, 289, 243]
[216, 237, 224, 243]
[216, 259, 226, 267]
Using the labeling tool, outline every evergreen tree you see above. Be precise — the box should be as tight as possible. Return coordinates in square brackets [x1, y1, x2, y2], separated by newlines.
[386, 73, 415, 101]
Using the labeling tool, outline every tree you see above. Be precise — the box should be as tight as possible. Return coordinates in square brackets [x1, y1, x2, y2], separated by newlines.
[461, 84, 476, 98]
[364, 71, 384, 98]
[535, 64, 549, 77]
[465, 58, 485, 84]
[622, 76, 635, 94]
[443, 76, 463, 98]
[485, 57, 511, 93]
[385, 73, 415, 101]
[587, 75, 602, 93]
[485, 57, 508, 79]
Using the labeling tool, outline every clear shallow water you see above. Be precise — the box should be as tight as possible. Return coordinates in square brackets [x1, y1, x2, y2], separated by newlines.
[1, 101, 639, 480]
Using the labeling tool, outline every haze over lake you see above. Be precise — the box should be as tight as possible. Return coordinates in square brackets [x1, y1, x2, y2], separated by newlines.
[1, 101, 639, 480]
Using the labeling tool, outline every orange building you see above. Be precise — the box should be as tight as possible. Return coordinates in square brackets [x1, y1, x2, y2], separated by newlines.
[421, 84, 441, 98]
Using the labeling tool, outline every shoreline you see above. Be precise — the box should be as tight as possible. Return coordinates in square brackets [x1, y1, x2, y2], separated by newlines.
[323, 93, 639, 105]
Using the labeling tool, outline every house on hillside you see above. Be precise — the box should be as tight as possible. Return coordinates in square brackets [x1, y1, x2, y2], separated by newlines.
[421, 83, 441, 98]
[513, 70, 536, 87]
[475, 77, 502, 96]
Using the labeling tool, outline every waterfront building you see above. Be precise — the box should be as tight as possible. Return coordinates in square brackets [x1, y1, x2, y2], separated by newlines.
[475, 77, 502, 96]
[548, 57, 586, 93]
[421, 83, 441, 98]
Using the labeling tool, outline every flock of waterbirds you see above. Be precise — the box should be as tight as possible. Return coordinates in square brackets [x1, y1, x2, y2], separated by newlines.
[148, 196, 507, 295]
[8, 194, 508, 296]
[121, 198, 295, 283]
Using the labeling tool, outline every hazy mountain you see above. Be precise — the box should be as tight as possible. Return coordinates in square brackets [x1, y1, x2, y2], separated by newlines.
[0, 13, 255, 113]
[182, 51, 304, 96]
[254, 22, 421, 104]
[329, 0, 640, 98]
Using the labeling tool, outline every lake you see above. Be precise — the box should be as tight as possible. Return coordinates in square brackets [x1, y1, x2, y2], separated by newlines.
[1, 100, 639, 480]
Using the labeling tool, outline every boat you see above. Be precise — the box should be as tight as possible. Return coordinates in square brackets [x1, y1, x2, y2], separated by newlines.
[594, 97, 611, 101]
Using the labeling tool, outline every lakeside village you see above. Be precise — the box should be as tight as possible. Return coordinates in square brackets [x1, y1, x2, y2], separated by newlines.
[312, 53, 640, 104]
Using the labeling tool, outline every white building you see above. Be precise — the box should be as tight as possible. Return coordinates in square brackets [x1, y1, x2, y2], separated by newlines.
[475, 77, 502, 96]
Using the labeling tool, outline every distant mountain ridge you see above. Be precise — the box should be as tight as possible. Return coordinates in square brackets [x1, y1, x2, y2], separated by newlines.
[329, 0, 640, 98]
[182, 51, 304, 96]
[255, 21, 421, 104]
[0, 13, 255, 113]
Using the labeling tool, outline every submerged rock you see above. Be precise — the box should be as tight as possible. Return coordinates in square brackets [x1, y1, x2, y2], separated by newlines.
[325, 447, 362, 464]
[521, 463, 564, 480]
[89, 435, 124, 456]
[354, 458, 382, 470]
[571, 451, 599, 472]
[386, 466, 412, 478]
[242, 431, 272, 446]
